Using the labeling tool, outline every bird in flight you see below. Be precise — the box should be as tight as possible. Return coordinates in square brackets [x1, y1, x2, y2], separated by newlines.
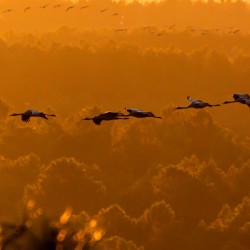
[175, 96, 221, 110]
[223, 94, 250, 108]
[65, 6, 75, 12]
[10, 110, 56, 122]
[143, 26, 152, 31]
[24, 7, 31, 13]
[169, 24, 176, 30]
[124, 108, 162, 119]
[100, 8, 108, 13]
[80, 5, 89, 9]
[114, 28, 127, 32]
[53, 4, 62, 9]
[112, 13, 119, 16]
[3, 9, 14, 13]
[39, 4, 49, 9]
[83, 111, 128, 125]
[232, 29, 240, 34]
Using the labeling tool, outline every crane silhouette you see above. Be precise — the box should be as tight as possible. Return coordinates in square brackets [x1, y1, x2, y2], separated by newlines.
[83, 111, 128, 125]
[175, 96, 221, 110]
[10, 110, 56, 122]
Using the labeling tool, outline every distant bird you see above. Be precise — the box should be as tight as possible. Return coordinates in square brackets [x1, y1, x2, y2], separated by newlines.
[175, 96, 221, 110]
[188, 28, 195, 32]
[24, 7, 31, 12]
[112, 12, 119, 16]
[53, 4, 62, 8]
[100, 8, 108, 13]
[80, 5, 89, 9]
[65, 6, 75, 12]
[169, 24, 176, 30]
[143, 26, 152, 30]
[223, 94, 250, 108]
[10, 110, 56, 122]
[114, 28, 127, 32]
[83, 111, 128, 125]
[124, 108, 162, 119]
[39, 4, 49, 9]
[232, 29, 240, 34]
[3, 9, 14, 13]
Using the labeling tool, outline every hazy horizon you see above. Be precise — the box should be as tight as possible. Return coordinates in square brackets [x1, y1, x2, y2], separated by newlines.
[0, 1, 250, 249]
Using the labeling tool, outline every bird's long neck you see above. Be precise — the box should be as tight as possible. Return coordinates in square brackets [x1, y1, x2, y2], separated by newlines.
[44, 114, 56, 117]
[10, 113, 23, 116]
[224, 100, 236, 104]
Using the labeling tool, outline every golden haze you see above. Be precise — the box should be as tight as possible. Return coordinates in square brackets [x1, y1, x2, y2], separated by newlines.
[0, 0, 250, 249]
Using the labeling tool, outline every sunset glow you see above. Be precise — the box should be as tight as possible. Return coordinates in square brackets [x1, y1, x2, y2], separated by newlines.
[0, 0, 250, 249]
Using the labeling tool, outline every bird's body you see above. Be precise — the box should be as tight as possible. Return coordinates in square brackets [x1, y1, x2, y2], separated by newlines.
[124, 108, 162, 119]
[169, 24, 176, 30]
[243, 99, 250, 107]
[3, 9, 14, 13]
[83, 111, 128, 125]
[100, 8, 108, 13]
[24, 7, 31, 12]
[10, 110, 56, 122]
[80, 5, 89, 9]
[39, 4, 49, 9]
[175, 96, 221, 110]
[66, 6, 75, 12]
[232, 29, 240, 34]
[223, 93, 250, 107]
[231, 93, 250, 100]
[53, 4, 62, 8]
[114, 28, 127, 32]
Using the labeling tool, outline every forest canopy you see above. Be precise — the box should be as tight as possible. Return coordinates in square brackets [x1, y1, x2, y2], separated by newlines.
[0, 0, 250, 249]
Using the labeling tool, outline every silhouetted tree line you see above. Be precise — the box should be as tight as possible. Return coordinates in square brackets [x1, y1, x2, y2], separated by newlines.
[0, 105, 249, 249]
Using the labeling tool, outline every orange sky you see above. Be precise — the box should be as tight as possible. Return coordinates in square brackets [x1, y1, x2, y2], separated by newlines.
[0, 1, 250, 249]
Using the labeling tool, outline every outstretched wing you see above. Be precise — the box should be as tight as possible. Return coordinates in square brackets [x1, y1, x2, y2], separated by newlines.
[105, 111, 127, 117]
[93, 117, 102, 125]
[105, 111, 119, 116]
[21, 110, 33, 122]
[21, 115, 30, 122]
